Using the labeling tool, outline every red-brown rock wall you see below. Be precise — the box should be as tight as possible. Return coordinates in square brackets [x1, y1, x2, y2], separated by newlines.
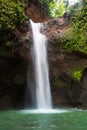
[0, 15, 87, 109]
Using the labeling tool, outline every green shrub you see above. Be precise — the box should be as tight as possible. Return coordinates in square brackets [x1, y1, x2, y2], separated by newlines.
[0, 0, 27, 30]
[71, 70, 82, 81]
[37, 0, 67, 17]
[0, 0, 27, 57]
[49, 1, 66, 17]
[59, 1, 87, 54]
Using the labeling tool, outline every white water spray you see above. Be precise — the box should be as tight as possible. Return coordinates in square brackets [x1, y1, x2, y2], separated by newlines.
[30, 20, 52, 109]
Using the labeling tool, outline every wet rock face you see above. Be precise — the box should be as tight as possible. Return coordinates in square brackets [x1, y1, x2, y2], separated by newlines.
[15, 17, 70, 86]
[79, 68, 87, 108]
[25, 3, 48, 22]
[81, 68, 87, 90]
[43, 17, 70, 41]
[51, 73, 81, 108]
[0, 57, 27, 109]
[63, 51, 87, 74]
[0, 15, 87, 109]
[0, 17, 70, 109]
[12, 17, 82, 109]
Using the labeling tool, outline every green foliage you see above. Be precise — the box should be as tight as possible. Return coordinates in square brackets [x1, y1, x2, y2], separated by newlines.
[0, 29, 17, 57]
[37, 0, 53, 16]
[37, 0, 67, 17]
[71, 70, 82, 81]
[59, 1, 87, 54]
[71, 1, 87, 32]
[59, 27, 87, 53]
[0, 0, 27, 57]
[49, 1, 66, 17]
[0, 0, 27, 30]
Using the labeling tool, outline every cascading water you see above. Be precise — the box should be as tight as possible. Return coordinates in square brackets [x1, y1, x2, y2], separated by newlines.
[30, 20, 52, 109]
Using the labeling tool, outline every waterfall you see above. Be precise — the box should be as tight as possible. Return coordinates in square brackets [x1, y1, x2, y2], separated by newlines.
[30, 20, 52, 109]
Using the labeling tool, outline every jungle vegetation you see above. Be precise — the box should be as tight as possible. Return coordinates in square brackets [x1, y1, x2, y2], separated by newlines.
[59, 0, 87, 54]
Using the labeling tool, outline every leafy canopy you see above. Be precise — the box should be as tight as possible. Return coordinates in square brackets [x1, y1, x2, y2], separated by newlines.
[0, 0, 27, 56]
[59, 0, 87, 54]
[37, 0, 68, 17]
[0, 0, 27, 30]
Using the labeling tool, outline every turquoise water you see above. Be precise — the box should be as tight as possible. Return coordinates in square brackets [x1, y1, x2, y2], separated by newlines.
[0, 109, 87, 130]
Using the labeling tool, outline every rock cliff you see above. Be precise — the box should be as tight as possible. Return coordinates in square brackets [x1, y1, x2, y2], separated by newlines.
[0, 2, 87, 109]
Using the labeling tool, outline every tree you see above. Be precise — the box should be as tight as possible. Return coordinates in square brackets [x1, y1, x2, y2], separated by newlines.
[0, 0, 27, 56]
[59, 0, 87, 54]
[0, 0, 27, 30]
